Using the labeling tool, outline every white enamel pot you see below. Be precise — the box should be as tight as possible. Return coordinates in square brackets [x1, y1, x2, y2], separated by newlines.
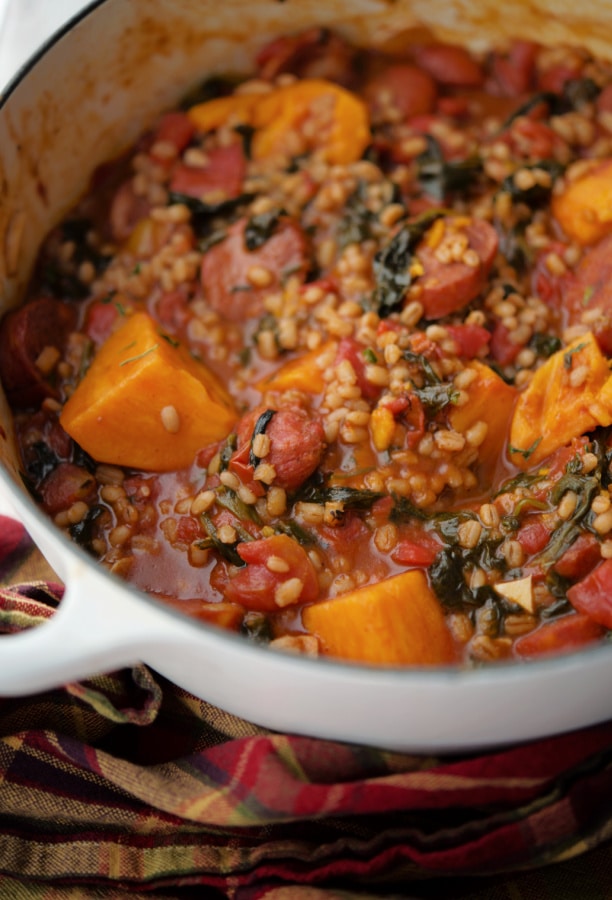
[2, 0, 612, 753]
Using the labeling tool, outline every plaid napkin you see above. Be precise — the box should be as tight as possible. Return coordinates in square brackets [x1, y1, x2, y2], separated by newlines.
[1, 515, 612, 900]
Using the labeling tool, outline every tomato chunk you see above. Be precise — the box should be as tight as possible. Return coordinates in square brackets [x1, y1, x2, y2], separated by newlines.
[567, 558, 612, 628]
[224, 534, 319, 612]
[514, 613, 606, 659]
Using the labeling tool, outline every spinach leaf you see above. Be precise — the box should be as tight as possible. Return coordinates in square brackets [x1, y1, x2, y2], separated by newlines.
[168, 190, 255, 239]
[372, 210, 446, 318]
[298, 484, 384, 510]
[70, 504, 106, 556]
[500, 160, 565, 207]
[336, 180, 377, 247]
[402, 350, 440, 386]
[249, 409, 276, 467]
[245, 210, 283, 250]
[413, 383, 460, 414]
[416, 135, 482, 202]
[198, 513, 246, 567]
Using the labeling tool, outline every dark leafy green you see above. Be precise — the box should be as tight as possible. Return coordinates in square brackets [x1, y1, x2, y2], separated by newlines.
[198, 513, 245, 567]
[500, 160, 565, 208]
[249, 409, 276, 467]
[416, 136, 482, 202]
[372, 210, 446, 318]
[168, 191, 255, 240]
[70, 504, 106, 555]
[245, 210, 283, 251]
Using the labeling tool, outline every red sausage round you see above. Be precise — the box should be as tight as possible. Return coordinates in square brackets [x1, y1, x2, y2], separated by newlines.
[562, 233, 612, 354]
[415, 217, 498, 318]
[364, 64, 437, 121]
[200, 216, 309, 321]
[109, 179, 151, 242]
[170, 143, 246, 200]
[234, 405, 325, 492]
[0, 297, 77, 408]
[413, 43, 485, 88]
[256, 27, 356, 87]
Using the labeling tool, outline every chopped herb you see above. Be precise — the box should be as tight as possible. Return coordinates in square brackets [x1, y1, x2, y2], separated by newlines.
[275, 519, 317, 546]
[244, 210, 283, 250]
[563, 341, 588, 368]
[582, 285, 595, 306]
[159, 332, 179, 348]
[215, 485, 262, 525]
[363, 347, 378, 364]
[402, 350, 440, 385]
[219, 433, 238, 471]
[119, 344, 159, 366]
[249, 409, 276, 467]
[230, 284, 254, 293]
[508, 437, 542, 460]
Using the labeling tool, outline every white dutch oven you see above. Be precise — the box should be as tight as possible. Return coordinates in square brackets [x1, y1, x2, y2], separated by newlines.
[2, 0, 612, 753]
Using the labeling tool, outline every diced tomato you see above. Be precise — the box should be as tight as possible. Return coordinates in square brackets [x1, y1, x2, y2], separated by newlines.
[489, 321, 520, 367]
[402, 393, 426, 449]
[514, 612, 606, 659]
[446, 324, 491, 358]
[154, 288, 191, 331]
[554, 533, 602, 581]
[517, 518, 551, 555]
[392, 538, 438, 567]
[224, 534, 319, 612]
[150, 112, 195, 159]
[532, 242, 569, 310]
[436, 95, 470, 118]
[175, 516, 203, 545]
[567, 558, 612, 628]
[335, 337, 382, 400]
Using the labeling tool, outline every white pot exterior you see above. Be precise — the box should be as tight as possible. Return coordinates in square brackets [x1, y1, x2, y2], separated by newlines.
[2, 0, 612, 752]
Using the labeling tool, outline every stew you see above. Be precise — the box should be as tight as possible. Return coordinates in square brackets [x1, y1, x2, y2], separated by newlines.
[4, 28, 612, 667]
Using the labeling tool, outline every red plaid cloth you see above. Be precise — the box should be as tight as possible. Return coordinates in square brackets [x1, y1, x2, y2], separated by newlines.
[1, 514, 612, 899]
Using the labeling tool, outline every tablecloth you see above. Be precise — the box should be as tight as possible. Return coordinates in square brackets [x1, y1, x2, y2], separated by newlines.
[1, 514, 612, 899]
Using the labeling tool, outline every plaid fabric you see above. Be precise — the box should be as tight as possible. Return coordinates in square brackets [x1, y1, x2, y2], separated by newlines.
[1, 515, 612, 899]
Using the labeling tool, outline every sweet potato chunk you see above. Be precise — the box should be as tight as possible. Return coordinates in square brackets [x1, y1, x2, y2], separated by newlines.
[552, 159, 612, 246]
[509, 331, 612, 469]
[449, 361, 517, 483]
[251, 79, 370, 165]
[302, 570, 457, 666]
[60, 312, 237, 471]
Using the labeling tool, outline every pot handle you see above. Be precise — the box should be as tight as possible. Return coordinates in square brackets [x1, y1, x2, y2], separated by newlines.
[0, 551, 172, 697]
